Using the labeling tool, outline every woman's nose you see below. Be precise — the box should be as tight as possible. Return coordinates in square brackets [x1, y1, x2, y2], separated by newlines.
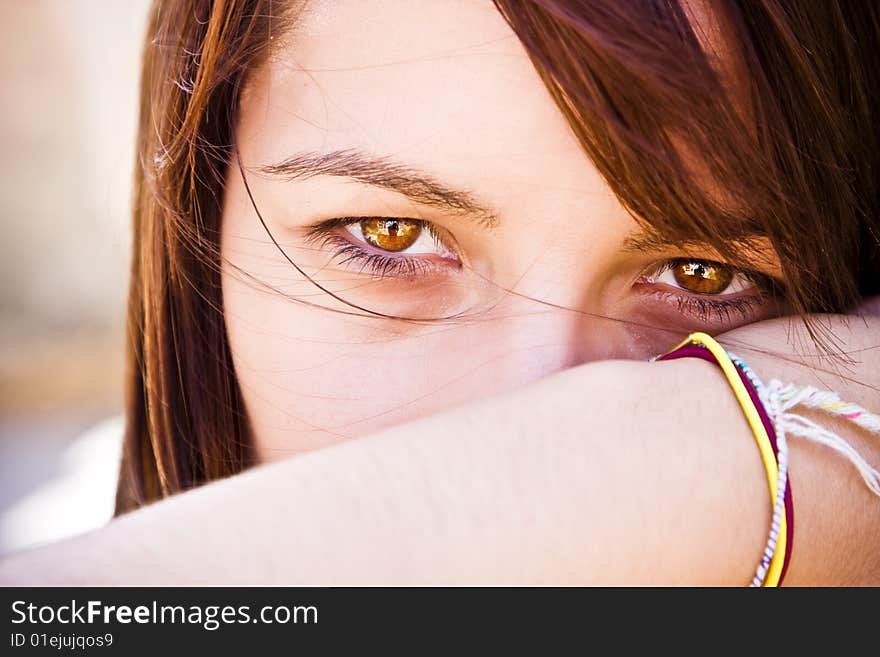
[448, 295, 650, 393]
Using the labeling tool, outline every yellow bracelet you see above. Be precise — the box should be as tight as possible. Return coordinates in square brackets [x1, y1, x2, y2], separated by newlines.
[659, 332, 786, 586]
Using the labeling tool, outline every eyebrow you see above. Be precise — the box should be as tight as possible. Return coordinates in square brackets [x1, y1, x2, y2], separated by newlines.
[258, 149, 499, 229]
[622, 230, 697, 253]
[622, 216, 769, 254]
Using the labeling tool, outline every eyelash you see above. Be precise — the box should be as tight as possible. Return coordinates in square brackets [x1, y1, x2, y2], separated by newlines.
[304, 217, 779, 321]
[658, 290, 765, 323]
[304, 218, 452, 278]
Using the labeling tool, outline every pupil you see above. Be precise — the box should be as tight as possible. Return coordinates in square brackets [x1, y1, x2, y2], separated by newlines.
[385, 220, 399, 236]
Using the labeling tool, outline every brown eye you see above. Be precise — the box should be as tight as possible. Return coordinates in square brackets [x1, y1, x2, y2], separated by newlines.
[671, 259, 734, 294]
[360, 218, 422, 252]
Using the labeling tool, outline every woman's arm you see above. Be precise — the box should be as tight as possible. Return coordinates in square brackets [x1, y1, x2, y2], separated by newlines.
[0, 358, 771, 584]
[719, 312, 880, 585]
[1, 315, 877, 585]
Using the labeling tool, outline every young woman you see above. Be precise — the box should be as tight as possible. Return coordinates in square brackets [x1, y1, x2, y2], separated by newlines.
[2, 0, 878, 584]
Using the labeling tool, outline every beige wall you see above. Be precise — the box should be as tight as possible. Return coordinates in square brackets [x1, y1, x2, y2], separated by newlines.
[0, 0, 151, 415]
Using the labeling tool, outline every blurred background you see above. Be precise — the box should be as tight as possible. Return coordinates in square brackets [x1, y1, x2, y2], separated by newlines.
[0, 0, 151, 554]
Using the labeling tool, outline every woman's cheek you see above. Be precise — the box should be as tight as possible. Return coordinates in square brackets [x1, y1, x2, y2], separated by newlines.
[224, 284, 494, 461]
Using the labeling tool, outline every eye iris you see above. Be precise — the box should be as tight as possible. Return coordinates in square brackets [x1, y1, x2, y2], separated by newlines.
[672, 259, 733, 294]
[360, 218, 422, 252]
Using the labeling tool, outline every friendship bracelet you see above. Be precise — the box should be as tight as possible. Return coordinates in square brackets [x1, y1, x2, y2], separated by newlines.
[653, 332, 790, 587]
[769, 382, 880, 497]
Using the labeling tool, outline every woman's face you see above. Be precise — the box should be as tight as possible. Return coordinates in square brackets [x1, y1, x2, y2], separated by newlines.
[221, 0, 780, 461]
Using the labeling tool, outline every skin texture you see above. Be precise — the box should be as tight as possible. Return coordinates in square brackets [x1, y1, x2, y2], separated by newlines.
[223, 0, 784, 462]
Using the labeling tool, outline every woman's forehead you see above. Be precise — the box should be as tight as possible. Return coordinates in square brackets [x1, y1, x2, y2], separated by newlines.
[244, 0, 751, 186]
[240, 0, 607, 217]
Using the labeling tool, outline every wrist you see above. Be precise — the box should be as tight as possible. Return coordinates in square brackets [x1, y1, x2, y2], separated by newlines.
[513, 356, 769, 584]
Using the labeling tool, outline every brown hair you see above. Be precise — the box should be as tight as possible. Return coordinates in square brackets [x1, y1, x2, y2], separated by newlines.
[116, 0, 880, 513]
